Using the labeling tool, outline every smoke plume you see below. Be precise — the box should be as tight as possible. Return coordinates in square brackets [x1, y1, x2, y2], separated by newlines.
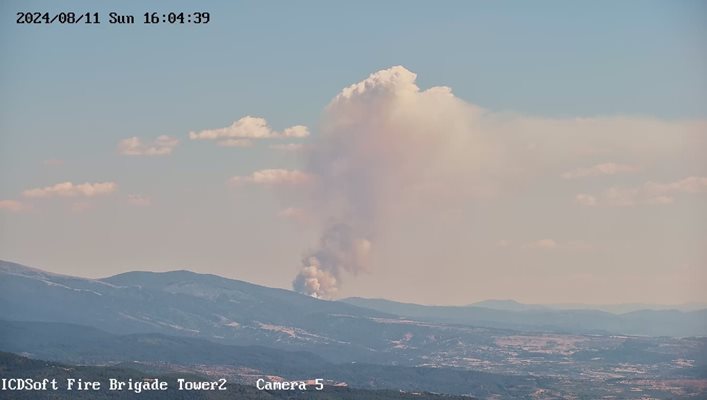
[291, 65, 705, 298]
[292, 224, 371, 298]
[292, 66, 478, 298]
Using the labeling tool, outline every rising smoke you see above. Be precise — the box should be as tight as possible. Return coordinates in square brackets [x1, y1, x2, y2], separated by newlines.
[292, 224, 371, 298]
[292, 66, 479, 298]
[290, 65, 705, 299]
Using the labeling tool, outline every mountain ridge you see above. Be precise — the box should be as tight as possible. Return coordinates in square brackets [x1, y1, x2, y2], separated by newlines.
[5, 259, 703, 314]
[342, 297, 707, 337]
[2, 260, 706, 343]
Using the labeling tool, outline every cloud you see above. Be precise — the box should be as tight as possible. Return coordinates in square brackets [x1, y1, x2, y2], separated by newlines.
[71, 201, 94, 212]
[229, 169, 313, 186]
[269, 143, 305, 152]
[22, 182, 117, 198]
[118, 135, 179, 156]
[217, 139, 253, 147]
[565, 240, 594, 251]
[280, 125, 309, 138]
[279, 207, 306, 219]
[0, 200, 29, 212]
[42, 159, 64, 167]
[189, 116, 309, 142]
[575, 194, 598, 206]
[577, 176, 707, 207]
[521, 239, 592, 251]
[647, 176, 707, 194]
[561, 162, 640, 179]
[127, 194, 151, 207]
[278, 207, 312, 224]
[523, 239, 558, 250]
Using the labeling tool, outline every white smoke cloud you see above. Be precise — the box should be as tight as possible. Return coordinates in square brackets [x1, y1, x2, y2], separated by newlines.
[293, 224, 371, 298]
[293, 66, 483, 298]
[290, 65, 705, 298]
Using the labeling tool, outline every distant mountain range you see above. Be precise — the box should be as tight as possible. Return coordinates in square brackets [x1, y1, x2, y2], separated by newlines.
[342, 297, 707, 337]
[1, 259, 706, 398]
[1, 260, 705, 344]
[468, 299, 707, 314]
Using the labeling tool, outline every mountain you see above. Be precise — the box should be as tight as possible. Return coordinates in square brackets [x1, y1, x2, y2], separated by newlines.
[468, 300, 707, 314]
[468, 299, 547, 312]
[342, 297, 707, 337]
[2, 259, 706, 347]
[0, 260, 563, 368]
[0, 260, 395, 363]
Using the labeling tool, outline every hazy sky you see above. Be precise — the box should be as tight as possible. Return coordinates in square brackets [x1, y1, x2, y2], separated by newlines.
[1, 1, 706, 305]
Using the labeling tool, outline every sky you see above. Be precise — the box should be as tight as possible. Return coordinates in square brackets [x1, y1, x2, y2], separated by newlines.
[1, 1, 706, 305]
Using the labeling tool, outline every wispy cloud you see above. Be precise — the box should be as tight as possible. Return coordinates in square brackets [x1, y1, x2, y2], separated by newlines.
[278, 207, 310, 224]
[22, 182, 117, 198]
[42, 159, 64, 167]
[521, 239, 593, 251]
[576, 176, 707, 207]
[217, 139, 253, 147]
[574, 194, 598, 207]
[127, 194, 151, 207]
[229, 169, 313, 186]
[118, 135, 179, 156]
[269, 143, 305, 152]
[522, 239, 558, 250]
[561, 162, 640, 179]
[0, 200, 30, 212]
[189, 116, 309, 146]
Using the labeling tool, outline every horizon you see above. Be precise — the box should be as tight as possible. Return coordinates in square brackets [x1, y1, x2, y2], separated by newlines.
[3, 258, 705, 311]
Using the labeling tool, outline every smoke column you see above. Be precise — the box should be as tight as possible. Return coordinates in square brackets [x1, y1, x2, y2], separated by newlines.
[292, 66, 479, 298]
[289, 65, 705, 299]
[292, 224, 371, 298]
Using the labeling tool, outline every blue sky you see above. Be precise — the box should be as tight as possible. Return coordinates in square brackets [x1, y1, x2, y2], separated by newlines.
[1, 1, 705, 304]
